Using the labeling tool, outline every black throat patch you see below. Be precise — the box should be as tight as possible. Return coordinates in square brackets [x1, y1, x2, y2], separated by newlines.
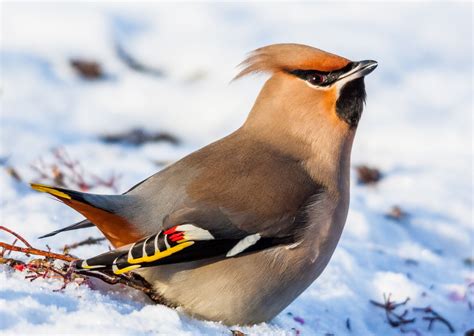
[336, 77, 367, 128]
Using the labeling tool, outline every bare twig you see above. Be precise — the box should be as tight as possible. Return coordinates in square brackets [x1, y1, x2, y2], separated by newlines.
[63, 237, 106, 254]
[370, 294, 415, 328]
[115, 42, 164, 77]
[31, 147, 121, 192]
[0, 226, 162, 303]
[100, 128, 179, 146]
[0, 241, 76, 262]
[0, 225, 74, 261]
[4, 239, 18, 257]
[413, 306, 455, 333]
[371, 294, 457, 334]
[77, 269, 167, 303]
[5, 166, 22, 182]
[0, 225, 33, 248]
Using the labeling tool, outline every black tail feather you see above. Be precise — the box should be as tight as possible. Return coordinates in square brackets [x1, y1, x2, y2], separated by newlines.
[39, 219, 95, 239]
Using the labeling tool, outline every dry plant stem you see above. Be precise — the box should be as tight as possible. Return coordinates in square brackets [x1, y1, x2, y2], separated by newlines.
[80, 270, 151, 293]
[0, 226, 33, 248]
[4, 239, 18, 256]
[0, 226, 164, 303]
[77, 270, 168, 304]
[31, 147, 120, 192]
[63, 237, 106, 253]
[115, 42, 164, 77]
[1, 242, 157, 298]
[53, 147, 87, 189]
[0, 226, 161, 301]
[413, 306, 455, 333]
[0, 242, 76, 262]
[5, 166, 23, 182]
[370, 295, 415, 328]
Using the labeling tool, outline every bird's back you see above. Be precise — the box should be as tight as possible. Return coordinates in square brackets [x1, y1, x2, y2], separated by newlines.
[124, 129, 323, 238]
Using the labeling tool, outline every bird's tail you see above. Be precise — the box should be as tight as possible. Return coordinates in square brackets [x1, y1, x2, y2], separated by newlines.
[38, 218, 94, 239]
[30, 183, 142, 247]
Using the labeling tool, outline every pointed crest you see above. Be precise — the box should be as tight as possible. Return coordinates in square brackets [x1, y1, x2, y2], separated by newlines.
[234, 43, 350, 80]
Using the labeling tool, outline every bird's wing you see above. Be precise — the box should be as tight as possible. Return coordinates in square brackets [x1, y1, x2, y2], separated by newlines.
[74, 183, 323, 275]
[75, 223, 291, 275]
[33, 134, 324, 251]
[128, 134, 325, 240]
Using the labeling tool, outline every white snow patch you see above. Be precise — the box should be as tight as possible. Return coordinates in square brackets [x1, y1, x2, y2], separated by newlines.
[0, 2, 472, 335]
[372, 272, 422, 302]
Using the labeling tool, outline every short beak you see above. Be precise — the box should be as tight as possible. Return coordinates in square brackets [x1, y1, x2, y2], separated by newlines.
[338, 60, 378, 82]
[354, 60, 378, 77]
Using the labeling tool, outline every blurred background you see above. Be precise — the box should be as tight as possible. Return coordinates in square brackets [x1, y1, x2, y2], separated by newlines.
[0, 2, 472, 335]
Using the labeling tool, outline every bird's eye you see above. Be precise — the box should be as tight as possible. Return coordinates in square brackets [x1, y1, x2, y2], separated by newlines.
[307, 73, 326, 85]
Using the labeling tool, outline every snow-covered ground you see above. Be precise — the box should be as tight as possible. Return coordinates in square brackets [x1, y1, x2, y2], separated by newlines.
[0, 2, 472, 335]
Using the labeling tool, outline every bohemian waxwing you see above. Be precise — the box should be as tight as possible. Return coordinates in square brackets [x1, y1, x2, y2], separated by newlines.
[31, 43, 377, 325]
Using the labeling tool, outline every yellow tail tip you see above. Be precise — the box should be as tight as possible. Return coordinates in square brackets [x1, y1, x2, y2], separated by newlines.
[30, 183, 72, 200]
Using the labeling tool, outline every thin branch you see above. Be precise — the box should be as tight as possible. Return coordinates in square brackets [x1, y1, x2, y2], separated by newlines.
[4, 239, 17, 257]
[0, 226, 162, 304]
[370, 294, 415, 328]
[413, 306, 455, 333]
[115, 42, 164, 77]
[31, 147, 121, 192]
[0, 226, 33, 248]
[63, 237, 106, 254]
[0, 242, 76, 262]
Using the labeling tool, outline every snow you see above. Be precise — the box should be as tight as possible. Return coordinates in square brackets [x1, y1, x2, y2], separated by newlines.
[1, 2, 472, 335]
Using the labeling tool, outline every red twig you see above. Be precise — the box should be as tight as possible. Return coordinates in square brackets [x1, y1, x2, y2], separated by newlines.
[0, 226, 32, 248]
[0, 242, 76, 262]
[0, 226, 162, 302]
[370, 294, 416, 328]
[4, 238, 17, 256]
[31, 147, 121, 192]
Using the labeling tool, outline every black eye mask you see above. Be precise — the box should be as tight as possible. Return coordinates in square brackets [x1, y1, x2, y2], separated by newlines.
[287, 62, 356, 87]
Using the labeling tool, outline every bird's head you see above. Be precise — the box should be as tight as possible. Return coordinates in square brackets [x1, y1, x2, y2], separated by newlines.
[237, 43, 377, 141]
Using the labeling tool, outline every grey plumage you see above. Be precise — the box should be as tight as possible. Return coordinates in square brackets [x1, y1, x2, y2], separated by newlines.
[33, 43, 377, 325]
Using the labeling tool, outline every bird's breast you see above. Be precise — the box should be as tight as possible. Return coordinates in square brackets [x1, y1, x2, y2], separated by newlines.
[138, 190, 350, 325]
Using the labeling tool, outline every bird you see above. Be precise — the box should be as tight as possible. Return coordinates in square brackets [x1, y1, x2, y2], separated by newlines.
[31, 43, 377, 325]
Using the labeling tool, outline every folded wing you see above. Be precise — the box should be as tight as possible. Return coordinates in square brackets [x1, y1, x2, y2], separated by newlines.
[75, 224, 290, 275]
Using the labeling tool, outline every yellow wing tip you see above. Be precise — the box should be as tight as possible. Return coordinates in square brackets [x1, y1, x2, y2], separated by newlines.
[30, 183, 72, 200]
[113, 264, 141, 275]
